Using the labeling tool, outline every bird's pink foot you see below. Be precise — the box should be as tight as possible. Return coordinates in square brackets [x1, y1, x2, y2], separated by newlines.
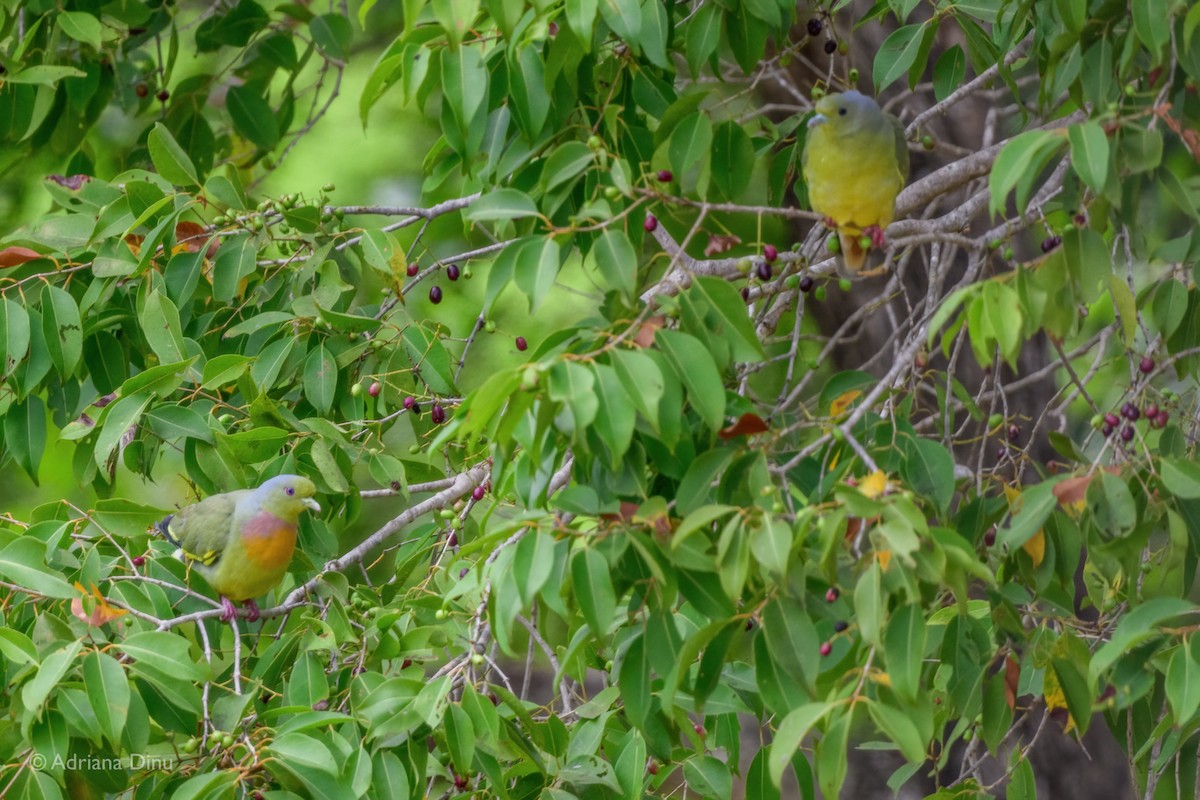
[864, 225, 886, 249]
[219, 596, 238, 623]
[822, 216, 838, 229]
[243, 599, 261, 623]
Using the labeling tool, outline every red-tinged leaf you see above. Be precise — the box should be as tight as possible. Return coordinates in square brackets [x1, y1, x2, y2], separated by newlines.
[174, 221, 209, 253]
[71, 582, 129, 626]
[844, 517, 862, 542]
[634, 316, 666, 348]
[718, 412, 770, 439]
[1004, 655, 1020, 709]
[47, 174, 90, 190]
[704, 233, 741, 256]
[0, 247, 43, 268]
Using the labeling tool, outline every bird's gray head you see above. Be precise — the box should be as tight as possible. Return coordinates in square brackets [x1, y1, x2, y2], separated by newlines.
[808, 90, 883, 131]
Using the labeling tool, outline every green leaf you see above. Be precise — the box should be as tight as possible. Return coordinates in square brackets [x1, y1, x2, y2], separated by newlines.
[655, 329, 726, 431]
[514, 238, 560, 314]
[900, 436, 955, 514]
[683, 755, 732, 798]
[996, 478, 1062, 551]
[0, 537, 76, 599]
[883, 603, 926, 704]
[685, 276, 766, 362]
[866, 699, 926, 763]
[1162, 458, 1200, 499]
[854, 562, 883, 645]
[1167, 635, 1200, 724]
[441, 45, 487, 136]
[668, 112, 713, 176]
[58, 11, 103, 49]
[139, 290, 188, 365]
[212, 234, 257, 302]
[1067, 121, 1110, 192]
[309, 436, 349, 493]
[84, 652, 130, 747]
[227, 85, 280, 150]
[685, 3, 720, 77]
[465, 189, 540, 222]
[873, 24, 924, 90]
[617, 632, 652, 726]
[147, 404, 214, 444]
[711, 121, 755, 200]
[304, 345, 338, 415]
[21, 642, 83, 711]
[147, 123, 200, 186]
[1132, 0, 1171, 57]
[585, 229, 637, 298]
[542, 141, 595, 192]
[310, 13, 352, 60]
[675, 448, 734, 517]
[4, 396, 46, 483]
[0, 297, 31, 375]
[94, 392, 152, 468]
[590, 364, 636, 465]
[401, 325, 456, 395]
[571, 547, 616, 636]
[509, 44, 550, 138]
[1087, 470, 1136, 540]
[989, 130, 1065, 216]
[611, 349, 663, 432]
[1089, 598, 1195, 684]
[39, 285, 82, 377]
[768, 702, 833, 786]
[599, 0, 641, 41]
[932, 45, 966, 101]
[5, 65, 86, 86]
[1151, 280, 1188, 337]
[762, 596, 820, 692]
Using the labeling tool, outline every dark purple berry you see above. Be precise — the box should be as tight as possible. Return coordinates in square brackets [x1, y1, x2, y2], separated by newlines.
[807, 18, 823, 36]
[1156, 410, 1170, 427]
[446, 263, 460, 281]
[1144, 403, 1159, 419]
[755, 261, 772, 281]
[1104, 412, 1119, 427]
[410, 402, 420, 415]
[644, 215, 658, 232]
[657, 169, 673, 182]
[1101, 424, 1113, 437]
[156, 89, 170, 102]
[819, 641, 832, 656]
[406, 263, 419, 277]
[799, 275, 815, 293]
[825, 587, 839, 602]
[763, 244, 778, 262]
[1007, 424, 1020, 441]
[459, 567, 469, 578]
[429, 285, 442, 304]
[1122, 403, 1140, 421]
[984, 528, 997, 546]
[431, 404, 446, 424]
[823, 39, 837, 54]
[1139, 356, 1155, 374]
[472, 486, 485, 501]
[1041, 235, 1062, 253]
[403, 396, 416, 410]
[741, 287, 750, 301]
[833, 620, 848, 632]
[135, 83, 149, 98]
[1120, 425, 1134, 442]
[745, 619, 755, 631]
[515, 336, 528, 352]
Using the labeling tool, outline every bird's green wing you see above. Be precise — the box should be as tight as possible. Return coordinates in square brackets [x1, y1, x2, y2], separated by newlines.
[890, 114, 910, 182]
[167, 491, 246, 566]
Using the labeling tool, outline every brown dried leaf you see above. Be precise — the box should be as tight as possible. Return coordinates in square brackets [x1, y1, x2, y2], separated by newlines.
[47, 174, 90, 190]
[704, 233, 741, 257]
[0, 246, 42, 268]
[634, 316, 665, 348]
[718, 412, 769, 439]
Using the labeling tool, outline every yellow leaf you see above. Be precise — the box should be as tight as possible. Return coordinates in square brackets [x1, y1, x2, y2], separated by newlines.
[1022, 529, 1045, 567]
[868, 669, 893, 687]
[878, 549, 893, 571]
[71, 582, 129, 627]
[1042, 665, 1076, 733]
[860, 470, 888, 499]
[1003, 483, 1021, 507]
[830, 389, 862, 419]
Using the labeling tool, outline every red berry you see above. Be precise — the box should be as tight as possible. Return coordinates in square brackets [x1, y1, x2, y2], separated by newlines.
[1120, 425, 1134, 442]
[819, 641, 832, 656]
[823, 39, 837, 54]
[644, 215, 658, 232]
[454, 773, 468, 789]
[807, 18, 823, 36]
[646, 759, 659, 775]
[406, 263, 419, 277]
[368, 381, 381, 398]
[431, 404, 446, 424]
[401, 658, 412, 669]
[446, 263, 460, 281]
[1007, 424, 1020, 441]
[156, 89, 170, 102]
[1104, 412, 1119, 427]
[799, 275, 815, 293]
[472, 486, 485, 501]
[429, 285, 442, 304]
[693, 723, 706, 737]
[1144, 403, 1159, 419]
[135, 83, 149, 98]
[515, 336, 528, 351]
[984, 527, 997, 546]
[403, 396, 416, 409]
[825, 587, 839, 602]
[657, 169, 673, 182]
[1156, 410, 1170, 427]
[1122, 403, 1140, 421]
[763, 244, 778, 262]
[1139, 356, 1155, 374]
[132, 556, 146, 567]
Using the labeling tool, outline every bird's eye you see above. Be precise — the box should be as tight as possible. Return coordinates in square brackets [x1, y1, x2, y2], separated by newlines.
[838, 107, 847, 116]
[286, 487, 295, 496]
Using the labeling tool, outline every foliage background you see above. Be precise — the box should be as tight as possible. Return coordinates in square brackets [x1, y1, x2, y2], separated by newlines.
[1, 0, 1199, 799]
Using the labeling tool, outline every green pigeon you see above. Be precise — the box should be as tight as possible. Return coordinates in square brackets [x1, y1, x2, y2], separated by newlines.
[802, 90, 910, 275]
[156, 475, 320, 621]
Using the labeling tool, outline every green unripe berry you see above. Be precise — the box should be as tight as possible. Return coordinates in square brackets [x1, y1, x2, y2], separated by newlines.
[811, 87, 826, 101]
[736, 258, 752, 274]
[605, 660, 614, 671]
[826, 235, 840, 254]
[351, 383, 363, 397]
[323, 183, 336, 192]
[848, 68, 859, 83]
[772, 501, 785, 513]
[409, 444, 421, 454]
[462, 265, 473, 280]
[1003, 247, 1014, 260]
[814, 285, 827, 302]
[988, 239, 1001, 251]
[471, 653, 485, 666]
[435, 608, 447, 620]
[484, 319, 496, 333]
[218, 414, 234, 425]
[838, 41, 849, 54]
[988, 413, 1004, 429]
[831, 427, 845, 441]
[604, 186, 621, 200]
[439, 508, 456, 520]
[1124, 83, 1135, 96]
[587, 134, 603, 150]
[785, 274, 800, 289]
[922, 135, 935, 150]
[1090, 414, 1103, 429]
[838, 278, 852, 293]
[221, 734, 235, 748]
[858, 235, 872, 250]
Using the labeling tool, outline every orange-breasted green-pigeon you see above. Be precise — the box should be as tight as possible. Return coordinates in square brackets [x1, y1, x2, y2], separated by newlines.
[156, 475, 320, 622]
[802, 90, 909, 276]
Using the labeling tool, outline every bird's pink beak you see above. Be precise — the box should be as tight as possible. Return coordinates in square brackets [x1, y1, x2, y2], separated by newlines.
[808, 113, 828, 128]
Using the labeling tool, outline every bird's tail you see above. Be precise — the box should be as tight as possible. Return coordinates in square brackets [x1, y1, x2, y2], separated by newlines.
[155, 515, 181, 547]
[838, 231, 867, 277]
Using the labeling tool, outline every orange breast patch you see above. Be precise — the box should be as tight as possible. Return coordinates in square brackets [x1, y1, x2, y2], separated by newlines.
[241, 523, 297, 570]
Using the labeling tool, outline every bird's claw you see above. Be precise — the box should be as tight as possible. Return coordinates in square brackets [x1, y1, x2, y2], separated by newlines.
[219, 597, 238, 623]
[864, 225, 887, 250]
[821, 216, 838, 230]
[244, 599, 261, 623]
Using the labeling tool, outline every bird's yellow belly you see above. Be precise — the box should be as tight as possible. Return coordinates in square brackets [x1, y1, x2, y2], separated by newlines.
[806, 135, 902, 230]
